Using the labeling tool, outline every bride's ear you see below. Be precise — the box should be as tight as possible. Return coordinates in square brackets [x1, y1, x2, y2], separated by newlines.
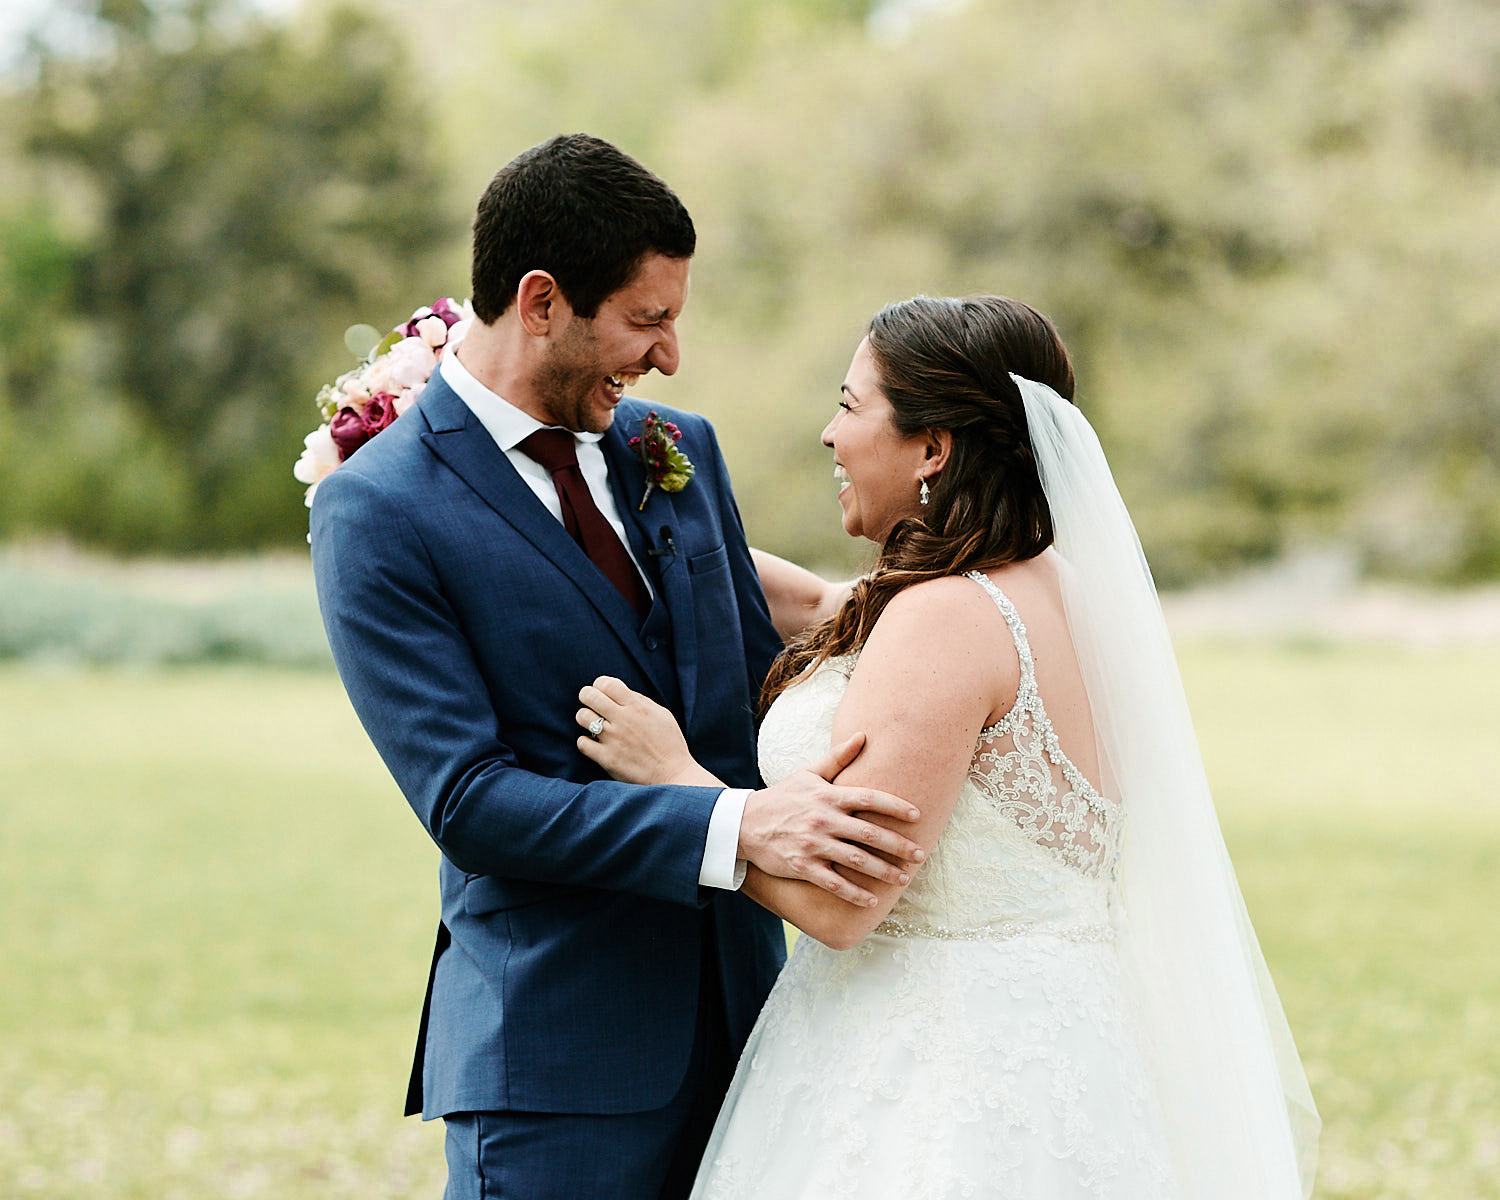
[922, 428, 953, 475]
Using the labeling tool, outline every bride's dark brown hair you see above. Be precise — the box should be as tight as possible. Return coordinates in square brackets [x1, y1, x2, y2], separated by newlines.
[760, 294, 1076, 714]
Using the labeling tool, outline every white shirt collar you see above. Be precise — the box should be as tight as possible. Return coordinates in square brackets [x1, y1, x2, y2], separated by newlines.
[439, 348, 604, 451]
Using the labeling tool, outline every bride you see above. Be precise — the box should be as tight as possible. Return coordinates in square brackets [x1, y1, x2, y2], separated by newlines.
[576, 295, 1319, 1199]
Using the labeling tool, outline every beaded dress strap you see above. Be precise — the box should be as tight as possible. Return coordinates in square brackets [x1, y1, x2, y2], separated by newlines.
[962, 570, 1115, 820]
[964, 570, 1038, 739]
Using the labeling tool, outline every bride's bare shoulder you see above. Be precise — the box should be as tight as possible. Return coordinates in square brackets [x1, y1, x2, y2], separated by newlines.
[874, 572, 1003, 631]
[858, 573, 1019, 690]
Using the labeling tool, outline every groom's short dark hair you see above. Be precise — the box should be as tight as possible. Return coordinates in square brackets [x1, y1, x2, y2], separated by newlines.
[470, 133, 696, 323]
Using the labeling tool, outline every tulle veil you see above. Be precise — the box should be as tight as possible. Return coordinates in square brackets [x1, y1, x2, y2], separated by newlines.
[1014, 373, 1320, 1198]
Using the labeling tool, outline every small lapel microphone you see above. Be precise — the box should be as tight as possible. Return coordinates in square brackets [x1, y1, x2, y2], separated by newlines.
[647, 526, 677, 559]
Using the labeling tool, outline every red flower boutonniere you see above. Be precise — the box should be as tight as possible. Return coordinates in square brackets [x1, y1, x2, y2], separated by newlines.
[629, 411, 694, 510]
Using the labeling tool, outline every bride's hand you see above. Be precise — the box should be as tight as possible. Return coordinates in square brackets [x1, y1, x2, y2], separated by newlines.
[576, 676, 718, 787]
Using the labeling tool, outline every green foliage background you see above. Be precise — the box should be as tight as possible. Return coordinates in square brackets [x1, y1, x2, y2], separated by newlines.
[1, 0, 1497, 581]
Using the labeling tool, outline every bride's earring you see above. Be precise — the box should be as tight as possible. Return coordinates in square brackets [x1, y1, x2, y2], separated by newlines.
[919, 478, 930, 506]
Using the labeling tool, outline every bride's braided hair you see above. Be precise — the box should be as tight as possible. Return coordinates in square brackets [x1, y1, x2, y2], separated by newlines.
[760, 295, 1076, 715]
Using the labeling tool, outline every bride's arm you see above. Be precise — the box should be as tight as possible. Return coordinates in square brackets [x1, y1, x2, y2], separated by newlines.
[750, 548, 855, 641]
[574, 678, 928, 904]
[743, 576, 1014, 951]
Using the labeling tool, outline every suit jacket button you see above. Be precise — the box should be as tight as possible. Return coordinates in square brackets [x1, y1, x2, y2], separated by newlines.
[644, 634, 660, 652]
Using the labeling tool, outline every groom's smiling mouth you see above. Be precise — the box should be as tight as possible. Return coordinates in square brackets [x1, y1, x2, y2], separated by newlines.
[604, 372, 642, 401]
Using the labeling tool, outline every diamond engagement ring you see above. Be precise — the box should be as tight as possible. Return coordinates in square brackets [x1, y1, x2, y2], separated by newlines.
[587, 715, 606, 739]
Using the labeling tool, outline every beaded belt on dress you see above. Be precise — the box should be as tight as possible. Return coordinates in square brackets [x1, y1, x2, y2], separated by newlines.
[873, 916, 1115, 943]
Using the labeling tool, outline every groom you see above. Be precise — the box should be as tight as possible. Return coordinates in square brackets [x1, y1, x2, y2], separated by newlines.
[311, 134, 922, 1199]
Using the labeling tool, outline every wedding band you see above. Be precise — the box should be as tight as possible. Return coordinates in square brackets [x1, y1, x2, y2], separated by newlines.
[587, 715, 606, 739]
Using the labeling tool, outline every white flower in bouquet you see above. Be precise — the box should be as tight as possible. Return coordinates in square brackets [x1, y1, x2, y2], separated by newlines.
[413, 313, 450, 348]
[340, 374, 373, 406]
[293, 424, 342, 507]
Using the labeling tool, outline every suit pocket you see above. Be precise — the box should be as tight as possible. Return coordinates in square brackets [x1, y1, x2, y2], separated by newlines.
[463, 874, 560, 916]
[686, 544, 729, 576]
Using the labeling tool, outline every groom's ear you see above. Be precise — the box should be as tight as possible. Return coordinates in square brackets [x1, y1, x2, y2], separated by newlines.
[516, 270, 564, 336]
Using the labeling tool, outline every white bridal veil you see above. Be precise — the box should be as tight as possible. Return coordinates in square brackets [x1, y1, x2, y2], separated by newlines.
[1013, 374, 1320, 1198]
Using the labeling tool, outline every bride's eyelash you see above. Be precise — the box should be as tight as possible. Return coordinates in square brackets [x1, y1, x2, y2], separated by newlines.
[837, 399, 852, 412]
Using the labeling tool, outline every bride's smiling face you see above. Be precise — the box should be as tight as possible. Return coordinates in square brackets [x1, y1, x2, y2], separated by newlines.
[821, 339, 932, 543]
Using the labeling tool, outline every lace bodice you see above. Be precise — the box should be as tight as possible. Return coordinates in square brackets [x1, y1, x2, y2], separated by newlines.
[758, 571, 1125, 942]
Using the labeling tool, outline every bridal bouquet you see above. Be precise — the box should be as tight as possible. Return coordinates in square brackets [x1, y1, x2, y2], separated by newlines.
[293, 297, 473, 507]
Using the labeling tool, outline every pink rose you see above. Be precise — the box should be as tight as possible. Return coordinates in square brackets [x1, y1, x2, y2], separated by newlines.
[383, 336, 438, 389]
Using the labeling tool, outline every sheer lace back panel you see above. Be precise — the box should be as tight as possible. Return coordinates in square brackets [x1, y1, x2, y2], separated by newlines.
[758, 570, 1125, 942]
[964, 570, 1122, 879]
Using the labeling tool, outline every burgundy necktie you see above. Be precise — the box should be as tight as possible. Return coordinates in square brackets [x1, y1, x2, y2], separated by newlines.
[517, 428, 651, 618]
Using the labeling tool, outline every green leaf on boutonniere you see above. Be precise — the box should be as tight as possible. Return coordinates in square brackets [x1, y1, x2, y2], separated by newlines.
[630, 412, 695, 510]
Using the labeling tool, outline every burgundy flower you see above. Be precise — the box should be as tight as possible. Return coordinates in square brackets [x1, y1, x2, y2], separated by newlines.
[364, 392, 399, 432]
[329, 406, 377, 461]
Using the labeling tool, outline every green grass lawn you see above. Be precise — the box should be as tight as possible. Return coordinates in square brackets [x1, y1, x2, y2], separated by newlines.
[2, 644, 1497, 1198]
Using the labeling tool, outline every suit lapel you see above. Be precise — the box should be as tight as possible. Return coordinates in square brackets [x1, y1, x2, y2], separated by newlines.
[602, 411, 701, 730]
[416, 375, 671, 696]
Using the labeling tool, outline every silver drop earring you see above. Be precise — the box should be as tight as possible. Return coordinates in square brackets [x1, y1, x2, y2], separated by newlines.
[919, 478, 930, 506]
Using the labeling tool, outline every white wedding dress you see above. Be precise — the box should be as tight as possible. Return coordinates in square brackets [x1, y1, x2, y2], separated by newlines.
[691, 571, 1181, 1200]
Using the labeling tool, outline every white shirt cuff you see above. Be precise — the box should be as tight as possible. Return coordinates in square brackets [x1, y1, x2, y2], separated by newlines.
[699, 788, 750, 890]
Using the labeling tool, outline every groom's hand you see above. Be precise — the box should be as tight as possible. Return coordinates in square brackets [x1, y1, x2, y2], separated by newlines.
[739, 733, 924, 908]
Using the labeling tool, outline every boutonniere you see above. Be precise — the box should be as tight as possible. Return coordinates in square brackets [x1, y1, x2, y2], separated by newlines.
[629, 411, 694, 510]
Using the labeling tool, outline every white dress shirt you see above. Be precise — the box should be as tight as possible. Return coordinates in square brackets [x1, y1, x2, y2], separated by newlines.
[440, 352, 748, 891]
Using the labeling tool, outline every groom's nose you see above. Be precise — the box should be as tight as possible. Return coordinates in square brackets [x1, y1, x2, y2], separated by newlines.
[648, 322, 680, 376]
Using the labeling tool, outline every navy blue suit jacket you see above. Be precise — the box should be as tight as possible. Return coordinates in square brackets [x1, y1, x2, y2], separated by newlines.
[311, 370, 787, 1119]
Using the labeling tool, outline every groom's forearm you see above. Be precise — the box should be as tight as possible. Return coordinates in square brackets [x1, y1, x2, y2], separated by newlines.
[423, 764, 724, 901]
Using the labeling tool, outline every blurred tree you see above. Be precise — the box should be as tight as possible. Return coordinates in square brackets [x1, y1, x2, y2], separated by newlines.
[21, 0, 455, 549]
[633, 0, 1500, 582]
[2, 0, 1495, 580]
[0, 206, 76, 413]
